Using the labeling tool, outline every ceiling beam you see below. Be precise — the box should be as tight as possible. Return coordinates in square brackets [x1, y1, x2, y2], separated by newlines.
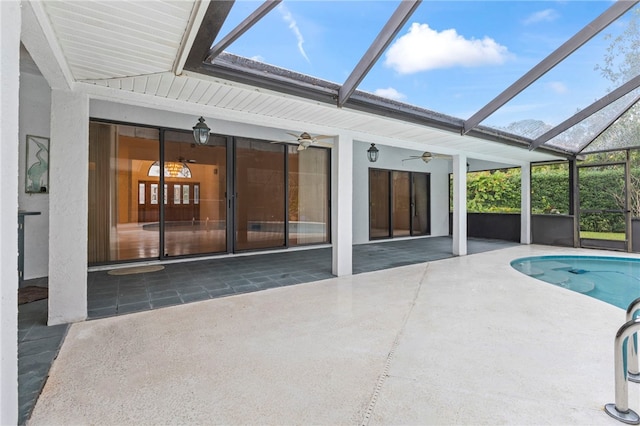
[462, 0, 638, 135]
[337, 0, 421, 108]
[21, 1, 74, 90]
[173, 0, 211, 75]
[184, 0, 235, 70]
[205, 0, 282, 64]
[576, 94, 640, 153]
[530, 74, 640, 150]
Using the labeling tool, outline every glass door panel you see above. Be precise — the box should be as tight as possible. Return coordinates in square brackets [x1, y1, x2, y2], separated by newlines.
[370, 169, 390, 238]
[393, 171, 411, 237]
[412, 173, 429, 235]
[88, 122, 160, 263]
[235, 138, 286, 250]
[163, 131, 227, 256]
[288, 146, 330, 246]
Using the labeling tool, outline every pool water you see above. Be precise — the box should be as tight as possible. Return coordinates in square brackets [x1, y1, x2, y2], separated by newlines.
[511, 255, 640, 309]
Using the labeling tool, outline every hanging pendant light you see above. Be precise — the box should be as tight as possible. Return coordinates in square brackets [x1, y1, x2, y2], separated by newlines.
[367, 143, 379, 162]
[192, 116, 210, 145]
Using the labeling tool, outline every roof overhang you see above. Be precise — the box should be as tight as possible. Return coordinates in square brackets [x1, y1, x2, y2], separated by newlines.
[20, 0, 574, 166]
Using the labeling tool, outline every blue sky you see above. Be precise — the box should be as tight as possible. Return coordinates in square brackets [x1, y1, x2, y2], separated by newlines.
[216, 1, 634, 134]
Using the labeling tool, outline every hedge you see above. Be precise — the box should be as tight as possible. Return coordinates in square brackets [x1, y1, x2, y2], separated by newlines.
[462, 167, 632, 232]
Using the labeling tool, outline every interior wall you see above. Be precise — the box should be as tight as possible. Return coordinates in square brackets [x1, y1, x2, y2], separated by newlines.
[352, 141, 451, 245]
[18, 71, 51, 280]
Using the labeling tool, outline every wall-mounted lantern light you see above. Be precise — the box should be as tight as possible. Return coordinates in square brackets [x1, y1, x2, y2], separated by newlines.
[192, 116, 210, 145]
[367, 143, 379, 163]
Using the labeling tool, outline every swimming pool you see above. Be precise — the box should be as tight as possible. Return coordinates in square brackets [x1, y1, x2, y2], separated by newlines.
[510, 255, 640, 309]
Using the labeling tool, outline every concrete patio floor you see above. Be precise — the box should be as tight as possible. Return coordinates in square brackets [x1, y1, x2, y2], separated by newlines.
[29, 244, 638, 425]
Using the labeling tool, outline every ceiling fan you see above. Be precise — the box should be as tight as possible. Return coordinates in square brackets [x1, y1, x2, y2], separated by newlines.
[272, 132, 333, 151]
[402, 151, 450, 164]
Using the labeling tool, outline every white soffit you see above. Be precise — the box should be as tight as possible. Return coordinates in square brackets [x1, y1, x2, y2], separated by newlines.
[41, 1, 196, 80]
[85, 72, 562, 164]
[32, 0, 566, 164]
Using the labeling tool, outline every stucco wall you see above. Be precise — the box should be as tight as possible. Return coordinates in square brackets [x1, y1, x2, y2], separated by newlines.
[18, 71, 51, 280]
[2, 2, 21, 422]
[19, 96, 458, 277]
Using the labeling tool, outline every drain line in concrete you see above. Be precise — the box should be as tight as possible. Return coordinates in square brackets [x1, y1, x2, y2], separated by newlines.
[360, 264, 430, 426]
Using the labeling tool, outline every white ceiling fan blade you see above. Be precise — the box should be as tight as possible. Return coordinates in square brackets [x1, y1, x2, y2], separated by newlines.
[311, 141, 333, 148]
[271, 140, 300, 147]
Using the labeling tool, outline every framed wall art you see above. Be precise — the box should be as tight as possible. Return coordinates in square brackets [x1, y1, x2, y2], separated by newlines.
[25, 135, 50, 193]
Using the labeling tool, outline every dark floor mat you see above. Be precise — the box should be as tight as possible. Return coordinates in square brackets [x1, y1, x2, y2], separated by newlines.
[18, 286, 48, 304]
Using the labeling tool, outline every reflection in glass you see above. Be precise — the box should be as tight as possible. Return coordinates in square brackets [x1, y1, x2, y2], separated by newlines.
[236, 138, 285, 250]
[370, 169, 390, 238]
[288, 146, 330, 245]
[393, 171, 411, 236]
[88, 122, 160, 263]
[164, 131, 227, 256]
[412, 173, 429, 235]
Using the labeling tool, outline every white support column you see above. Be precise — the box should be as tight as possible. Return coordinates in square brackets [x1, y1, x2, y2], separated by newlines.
[0, 1, 21, 423]
[520, 163, 532, 244]
[452, 154, 467, 256]
[48, 90, 89, 325]
[331, 133, 353, 276]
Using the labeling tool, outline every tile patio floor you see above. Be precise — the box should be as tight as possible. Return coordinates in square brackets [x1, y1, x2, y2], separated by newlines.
[27, 243, 638, 425]
[18, 236, 516, 424]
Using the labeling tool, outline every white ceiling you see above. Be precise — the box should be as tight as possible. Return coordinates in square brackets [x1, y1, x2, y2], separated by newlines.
[22, 0, 566, 166]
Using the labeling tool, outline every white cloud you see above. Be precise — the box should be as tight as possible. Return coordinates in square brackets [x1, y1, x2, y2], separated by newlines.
[547, 81, 568, 94]
[523, 9, 560, 25]
[384, 23, 509, 74]
[278, 4, 310, 63]
[250, 55, 265, 62]
[374, 87, 406, 101]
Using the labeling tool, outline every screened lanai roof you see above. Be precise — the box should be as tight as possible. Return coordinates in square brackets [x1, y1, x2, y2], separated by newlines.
[23, 0, 640, 159]
[184, 0, 640, 156]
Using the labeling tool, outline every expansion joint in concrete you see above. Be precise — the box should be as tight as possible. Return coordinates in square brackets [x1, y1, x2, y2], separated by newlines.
[360, 265, 429, 426]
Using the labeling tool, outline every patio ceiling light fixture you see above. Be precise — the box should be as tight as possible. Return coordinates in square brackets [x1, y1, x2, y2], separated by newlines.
[192, 116, 210, 145]
[367, 143, 379, 162]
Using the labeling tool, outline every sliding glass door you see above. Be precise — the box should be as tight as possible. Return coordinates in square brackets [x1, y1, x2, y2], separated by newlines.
[288, 145, 330, 245]
[369, 168, 430, 240]
[370, 169, 390, 238]
[393, 171, 411, 237]
[163, 131, 227, 256]
[88, 122, 160, 263]
[88, 121, 330, 265]
[235, 138, 286, 251]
